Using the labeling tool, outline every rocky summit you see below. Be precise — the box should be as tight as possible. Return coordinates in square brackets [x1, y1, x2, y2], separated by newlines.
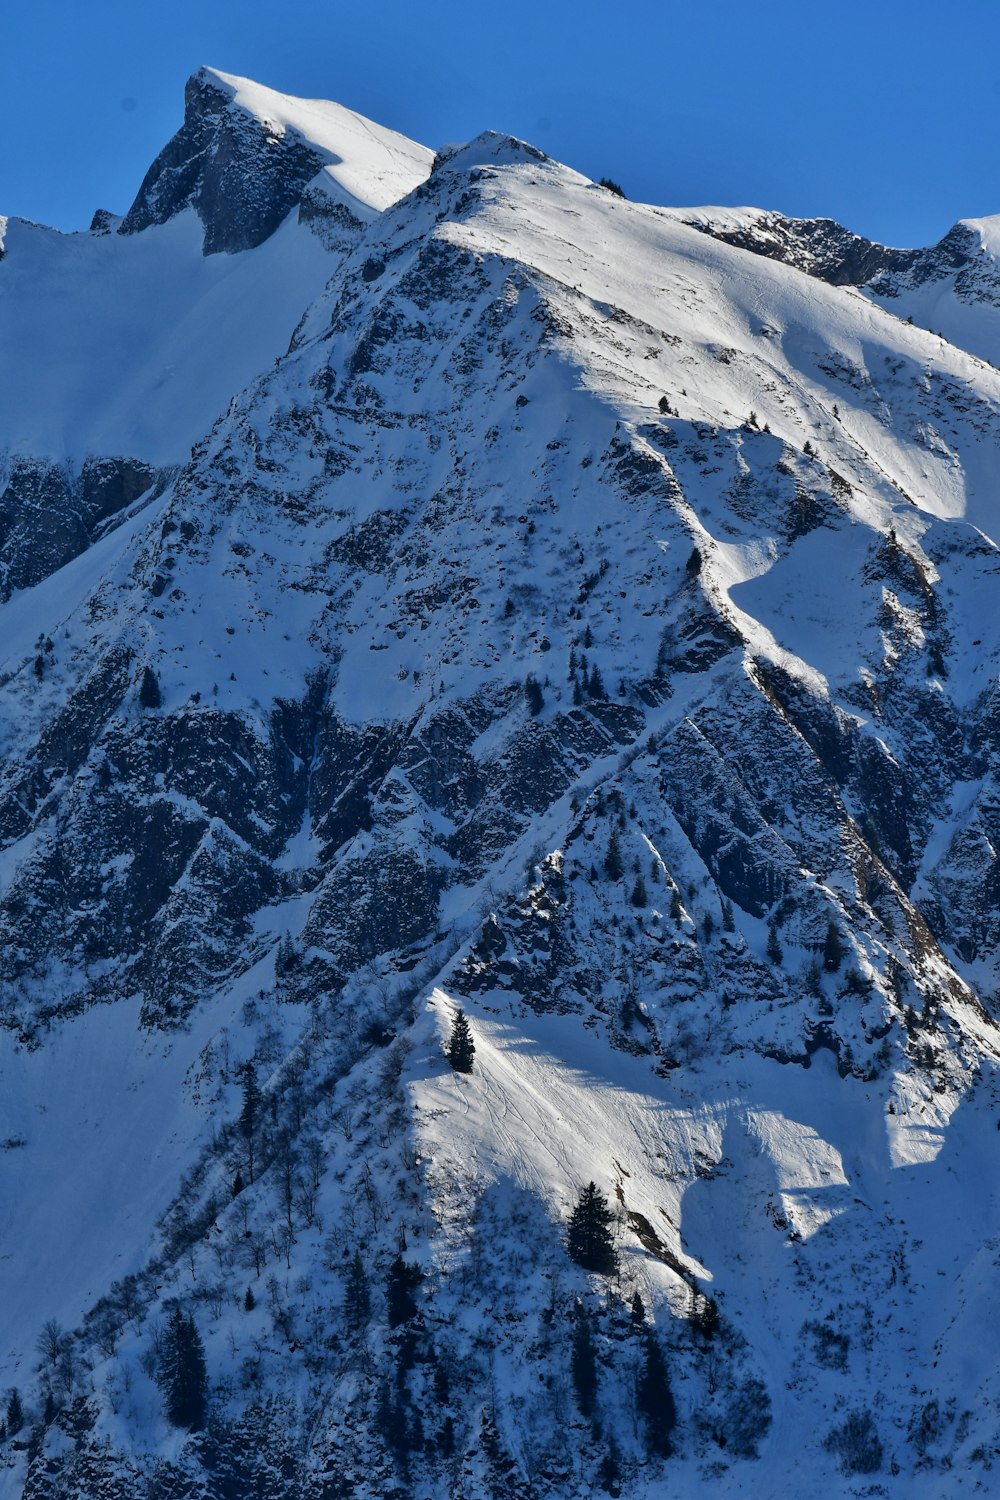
[0, 67, 999, 1500]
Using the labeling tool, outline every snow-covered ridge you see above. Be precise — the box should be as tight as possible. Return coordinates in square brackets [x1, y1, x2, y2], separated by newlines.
[119, 65, 432, 253]
[671, 201, 1000, 367]
[0, 67, 433, 595]
[194, 66, 434, 217]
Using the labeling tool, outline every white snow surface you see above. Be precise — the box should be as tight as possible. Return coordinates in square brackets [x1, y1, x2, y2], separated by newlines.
[0, 69, 432, 465]
[0, 208, 340, 464]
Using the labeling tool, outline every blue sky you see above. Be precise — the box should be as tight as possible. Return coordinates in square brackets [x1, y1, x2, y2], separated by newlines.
[3, 0, 999, 247]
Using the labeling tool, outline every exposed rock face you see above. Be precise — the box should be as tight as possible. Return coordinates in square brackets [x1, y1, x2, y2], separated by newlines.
[119, 67, 330, 253]
[0, 455, 162, 599]
[677, 208, 994, 291]
[680, 207, 921, 286]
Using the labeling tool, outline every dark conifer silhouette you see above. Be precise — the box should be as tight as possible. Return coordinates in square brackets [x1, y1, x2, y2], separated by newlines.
[386, 1255, 423, 1328]
[139, 665, 162, 709]
[5, 1388, 23, 1436]
[158, 1305, 208, 1430]
[822, 920, 845, 972]
[570, 1306, 598, 1416]
[344, 1250, 371, 1331]
[238, 1061, 261, 1181]
[445, 1009, 475, 1073]
[637, 1331, 676, 1456]
[604, 828, 624, 881]
[566, 1182, 618, 1274]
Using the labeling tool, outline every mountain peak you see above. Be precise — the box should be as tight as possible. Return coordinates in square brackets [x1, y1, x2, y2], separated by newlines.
[431, 129, 553, 174]
[119, 66, 432, 255]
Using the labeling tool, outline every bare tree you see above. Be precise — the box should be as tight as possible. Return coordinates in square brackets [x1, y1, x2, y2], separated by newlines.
[36, 1318, 65, 1369]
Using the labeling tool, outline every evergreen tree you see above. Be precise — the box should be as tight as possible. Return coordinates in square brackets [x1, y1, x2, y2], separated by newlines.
[5, 1388, 23, 1436]
[566, 1182, 618, 1275]
[445, 1009, 475, 1074]
[588, 662, 607, 699]
[243, 1287, 255, 1312]
[691, 1291, 720, 1341]
[604, 828, 624, 881]
[386, 1256, 423, 1328]
[598, 1435, 622, 1494]
[722, 898, 735, 932]
[238, 1061, 261, 1181]
[766, 922, 783, 966]
[158, 1306, 208, 1431]
[630, 1291, 646, 1326]
[822, 920, 845, 972]
[139, 665, 162, 709]
[637, 1331, 676, 1457]
[524, 674, 544, 716]
[375, 1380, 410, 1465]
[275, 932, 301, 977]
[344, 1250, 371, 1332]
[570, 1306, 598, 1416]
[631, 872, 647, 908]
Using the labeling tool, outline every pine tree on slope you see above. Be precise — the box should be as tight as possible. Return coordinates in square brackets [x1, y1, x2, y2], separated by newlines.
[445, 1009, 475, 1073]
[637, 1331, 676, 1457]
[158, 1305, 208, 1431]
[344, 1250, 371, 1332]
[566, 1182, 618, 1275]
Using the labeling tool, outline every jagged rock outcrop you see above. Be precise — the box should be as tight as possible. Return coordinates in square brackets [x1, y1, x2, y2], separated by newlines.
[120, 67, 337, 254]
[0, 455, 163, 600]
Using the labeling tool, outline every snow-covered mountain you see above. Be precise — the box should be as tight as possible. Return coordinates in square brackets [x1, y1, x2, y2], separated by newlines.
[0, 67, 432, 594]
[1, 70, 999, 1500]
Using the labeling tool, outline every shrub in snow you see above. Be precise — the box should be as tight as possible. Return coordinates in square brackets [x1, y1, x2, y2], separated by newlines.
[824, 1408, 883, 1474]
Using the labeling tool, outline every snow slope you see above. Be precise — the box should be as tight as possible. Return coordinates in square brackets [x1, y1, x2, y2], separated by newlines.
[0, 68, 432, 465]
[673, 200, 1000, 371]
[0, 208, 336, 464]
